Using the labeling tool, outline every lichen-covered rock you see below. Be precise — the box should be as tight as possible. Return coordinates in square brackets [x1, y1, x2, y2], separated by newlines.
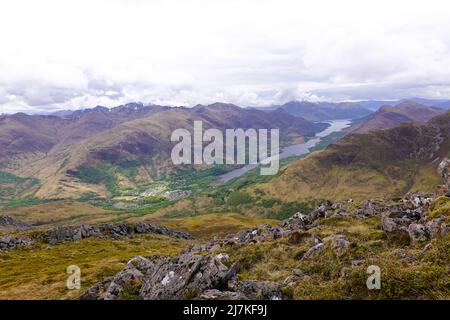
[425, 219, 443, 238]
[139, 253, 233, 300]
[77, 277, 113, 300]
[441, 223, 450, 236]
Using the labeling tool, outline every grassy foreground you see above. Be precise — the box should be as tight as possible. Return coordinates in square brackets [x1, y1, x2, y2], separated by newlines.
[222, 216, 450, 299]
[0, 235, 191, 300]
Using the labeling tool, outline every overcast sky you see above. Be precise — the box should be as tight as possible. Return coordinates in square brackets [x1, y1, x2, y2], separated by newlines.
[1, 0, 450, 113]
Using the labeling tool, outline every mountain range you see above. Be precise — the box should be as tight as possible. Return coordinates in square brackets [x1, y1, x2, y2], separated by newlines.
[250, 110, 450, 202]
[0, 103, 326, 199]
[349, 101, 445, 133]
[1, 98, 449, 301]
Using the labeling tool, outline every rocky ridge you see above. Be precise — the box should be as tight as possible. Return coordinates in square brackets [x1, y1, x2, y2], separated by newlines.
[38, 222, 195, 245]
[0, 221, 195, 251]
[81, 189, 449, 300]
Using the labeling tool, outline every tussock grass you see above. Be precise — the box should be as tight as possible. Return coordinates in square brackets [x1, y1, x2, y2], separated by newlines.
[0, 235, 191, 299]
[222, 217, 450, 299]
[155, 213, 278, 239]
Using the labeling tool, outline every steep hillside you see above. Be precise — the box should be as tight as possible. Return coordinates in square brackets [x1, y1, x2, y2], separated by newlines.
[350, 101, 445, 134]
[280, 101, 372, 121]
[0, 103, 326, 199]
[249, 111, 450, 202]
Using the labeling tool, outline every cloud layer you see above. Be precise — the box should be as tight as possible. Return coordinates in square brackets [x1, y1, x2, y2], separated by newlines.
[1, 0, 450, 113]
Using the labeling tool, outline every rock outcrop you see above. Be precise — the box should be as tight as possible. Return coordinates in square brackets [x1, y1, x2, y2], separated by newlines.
[79, 253, 283, 300]
[0, 236, 34, 252]
[79, 189, 449, 300]
[38, 222, 195, 244]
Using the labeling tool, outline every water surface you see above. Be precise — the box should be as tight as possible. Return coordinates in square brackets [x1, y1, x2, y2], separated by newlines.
[219, 119, 352, 182]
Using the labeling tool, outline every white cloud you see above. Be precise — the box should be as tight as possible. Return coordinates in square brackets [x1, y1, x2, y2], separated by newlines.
[1, 0, 450, 113]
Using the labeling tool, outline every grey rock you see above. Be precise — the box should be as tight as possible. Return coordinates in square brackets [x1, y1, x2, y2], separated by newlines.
[425, 219, 443, 238]
[0, 216, 31, 232]
[228, 279, 283, 300]
[351, 259, 365, 267]
[139, 253, 232, 300]
[198, 289, 248, 300]
[104, 256, 148, 300]
[77, 277, 113, 300]
[301, 243, 324, 260]
[407, 223, 429, 242]
[381, 216, 410, 244]
[441, 223, 450, 236]
[0, 236, 34, 252]
[40, 222, 195, 244]
[330, 235, 351, 256]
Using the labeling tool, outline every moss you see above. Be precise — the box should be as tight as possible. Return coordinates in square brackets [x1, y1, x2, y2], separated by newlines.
[184, 287, 200, 299]
[429, 196, 450, 219]
[117, 280, 143, 300]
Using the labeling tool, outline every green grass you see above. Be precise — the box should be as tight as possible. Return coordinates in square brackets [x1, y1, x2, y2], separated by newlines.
[221, 216, 450, 299]
[0, 235, 192, 300]
[429, 196, 450, 219]
[227, 191, 253, 206]
[4, 196, 58, 209]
